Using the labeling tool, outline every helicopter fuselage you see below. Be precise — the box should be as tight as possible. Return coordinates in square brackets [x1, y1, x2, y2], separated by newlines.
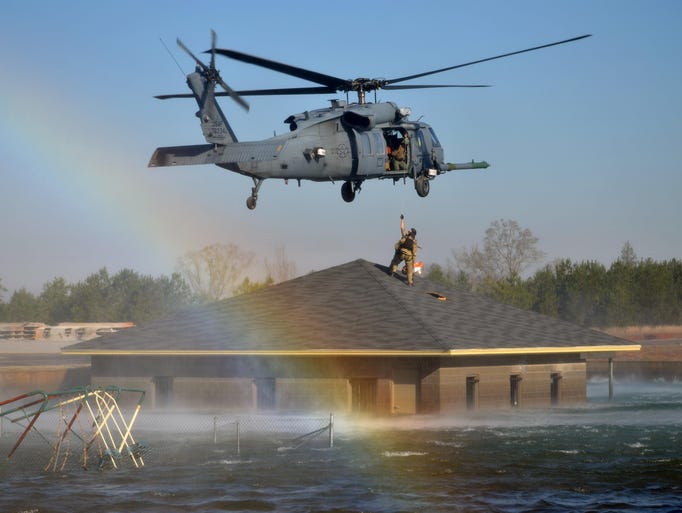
[152, 101, 436, 178]
[150, 95, 486, 208]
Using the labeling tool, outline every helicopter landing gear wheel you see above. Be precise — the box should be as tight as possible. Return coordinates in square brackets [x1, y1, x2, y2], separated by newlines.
[415, 175, 430, 198]
[341, 181, 356, 203]
[246, 177, 264, 210]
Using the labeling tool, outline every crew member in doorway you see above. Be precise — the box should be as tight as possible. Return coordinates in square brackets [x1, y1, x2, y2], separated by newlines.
[389, 214, 418, 286]
[389, 133, 409, 171]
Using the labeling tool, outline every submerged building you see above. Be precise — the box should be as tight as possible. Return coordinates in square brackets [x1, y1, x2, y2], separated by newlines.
[62, 259, 639, 414]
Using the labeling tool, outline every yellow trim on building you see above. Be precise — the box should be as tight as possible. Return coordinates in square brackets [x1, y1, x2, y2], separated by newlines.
[447, 345, 641, 356]
[62, 345, 641, 357]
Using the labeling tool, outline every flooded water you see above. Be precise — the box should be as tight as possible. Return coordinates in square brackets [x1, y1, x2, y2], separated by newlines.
[1, 381, 681, 512]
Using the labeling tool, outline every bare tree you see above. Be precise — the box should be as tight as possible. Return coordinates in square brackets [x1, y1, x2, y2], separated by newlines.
[264, 246, 297, 284]
[177, 243, 255, 302]
[453, 219, 545, 286]
[618, 241, 638, 265]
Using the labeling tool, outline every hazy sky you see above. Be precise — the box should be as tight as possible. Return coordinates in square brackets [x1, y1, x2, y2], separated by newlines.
[1, 0, 680, 296]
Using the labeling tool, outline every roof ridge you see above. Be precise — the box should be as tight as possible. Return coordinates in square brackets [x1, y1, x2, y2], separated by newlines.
[360, 261, 450, 351]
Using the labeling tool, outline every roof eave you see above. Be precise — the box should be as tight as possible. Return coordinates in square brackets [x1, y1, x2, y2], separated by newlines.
[61, 345, 641, 357]
[446, 345, 641, 356]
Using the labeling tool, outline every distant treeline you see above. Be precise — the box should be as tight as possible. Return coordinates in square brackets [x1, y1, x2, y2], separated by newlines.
[1, 258, 681, 327]
[426, 257, 682, 327]
[0, 269, 192, 325]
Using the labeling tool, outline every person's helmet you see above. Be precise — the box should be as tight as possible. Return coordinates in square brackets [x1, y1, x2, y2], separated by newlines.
[410, 228, 417, 237]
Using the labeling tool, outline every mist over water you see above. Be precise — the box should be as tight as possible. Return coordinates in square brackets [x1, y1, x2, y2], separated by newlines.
[1, 381, 681, 513]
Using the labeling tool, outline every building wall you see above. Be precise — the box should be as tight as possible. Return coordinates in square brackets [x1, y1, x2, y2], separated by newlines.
[0, 366, 90, 399]
[89, 354, 587, 414]
[276, 378, 350, 412]
[421, 356, 587, 413]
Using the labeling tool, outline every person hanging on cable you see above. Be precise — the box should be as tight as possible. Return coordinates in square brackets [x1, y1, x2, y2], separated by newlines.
[389, 214, 418, 286]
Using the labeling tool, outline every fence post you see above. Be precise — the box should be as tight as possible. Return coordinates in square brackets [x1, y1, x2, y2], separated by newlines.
[328, 412, 334, 448]
[236, 420, 240, 455]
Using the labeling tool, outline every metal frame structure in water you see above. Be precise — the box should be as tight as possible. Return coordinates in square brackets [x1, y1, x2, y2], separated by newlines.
[0, 385, 146, 471]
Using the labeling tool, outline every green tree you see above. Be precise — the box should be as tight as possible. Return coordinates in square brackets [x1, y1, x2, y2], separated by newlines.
[109, 269, 147, 321]
[153, 272, 193, 317]
[69, 268, 113, 321]
[547, 259, 608, 326]
[425, 263, 453, 287]
[632, 259, 678, 325]
[564, 260, 608, 326]
[526, 264, 559, 317]
[39, 277, 71, 324]
[95, 269, 192, 323]
[5, 288, 41, 321]
[233, 276, 274, 296]
[482, 275, 534, 310]
[604, 259, 636, 326]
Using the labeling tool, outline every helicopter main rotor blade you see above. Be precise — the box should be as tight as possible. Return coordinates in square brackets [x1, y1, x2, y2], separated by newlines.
[155, 86, 337, 100]
[210, 29, 217, 69]
[155, 93, 195, 100]
[383, 84, 490, 90]
[216, 75, 250, 110]
[208, 31, 249, 110]
[232, 86, 338, 96]
[212, 48, 349, 90]
[386, 34, 592, 85]
[177, 37, 208, 70]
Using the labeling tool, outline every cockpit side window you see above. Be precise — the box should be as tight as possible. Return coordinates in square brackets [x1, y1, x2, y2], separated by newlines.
[428, 127, 441, 147]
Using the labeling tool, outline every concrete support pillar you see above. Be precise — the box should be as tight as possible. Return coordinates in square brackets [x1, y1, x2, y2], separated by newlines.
[608, 357, 614, 401]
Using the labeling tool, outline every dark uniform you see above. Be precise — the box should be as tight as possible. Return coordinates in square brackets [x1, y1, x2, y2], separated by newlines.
[389, 216, 418, 286]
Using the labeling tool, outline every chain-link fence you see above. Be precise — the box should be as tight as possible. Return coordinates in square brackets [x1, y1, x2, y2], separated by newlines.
[210, 412, 334, 454]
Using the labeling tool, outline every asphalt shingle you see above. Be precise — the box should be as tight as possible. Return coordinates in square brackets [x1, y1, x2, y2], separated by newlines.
[64, 259, 632, 354]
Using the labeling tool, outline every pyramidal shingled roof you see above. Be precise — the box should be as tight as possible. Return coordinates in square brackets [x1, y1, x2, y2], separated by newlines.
[63, 259, 637, 356]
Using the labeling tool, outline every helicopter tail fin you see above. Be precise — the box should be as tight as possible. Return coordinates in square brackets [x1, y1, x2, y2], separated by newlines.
[186, 71, 238, 144]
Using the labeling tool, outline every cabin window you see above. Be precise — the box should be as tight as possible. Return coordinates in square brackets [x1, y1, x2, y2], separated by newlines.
[361, 133, 372, 155]
[550, 373, 562, 405]
[510, 375, 522, 408]
[466, 376, 479, 410]
[373, 132, 384, 154]
[255, 378, 276, 410]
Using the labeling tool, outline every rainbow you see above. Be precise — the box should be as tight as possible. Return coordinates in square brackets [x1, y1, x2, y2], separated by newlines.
[0, 70, 255, 276]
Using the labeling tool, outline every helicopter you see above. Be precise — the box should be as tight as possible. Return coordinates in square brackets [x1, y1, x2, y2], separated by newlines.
[149, 32, 590, 210]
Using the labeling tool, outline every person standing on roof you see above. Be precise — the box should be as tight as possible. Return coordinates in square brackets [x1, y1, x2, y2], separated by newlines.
[389, 214, 418, 286]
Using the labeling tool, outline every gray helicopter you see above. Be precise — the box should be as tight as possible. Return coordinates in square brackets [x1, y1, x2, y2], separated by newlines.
[149, 32, 590, 210]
